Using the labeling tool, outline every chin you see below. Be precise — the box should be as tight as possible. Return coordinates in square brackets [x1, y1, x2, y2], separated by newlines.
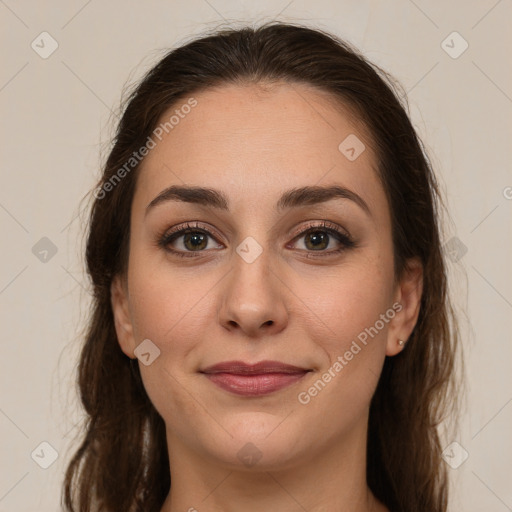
[199, 414, 308, 471]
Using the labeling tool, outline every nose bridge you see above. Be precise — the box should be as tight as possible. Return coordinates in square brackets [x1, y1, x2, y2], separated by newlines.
[230, 244, 274, 307]
[218, 241, 288, 335]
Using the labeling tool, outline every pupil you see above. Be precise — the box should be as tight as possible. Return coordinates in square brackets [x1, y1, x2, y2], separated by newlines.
[306, 231, 328, 250]
[184, 232, 207, 250]
[181, 231, 332, 252]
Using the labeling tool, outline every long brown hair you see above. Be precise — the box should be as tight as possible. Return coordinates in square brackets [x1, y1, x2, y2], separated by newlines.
[63, 22, 460, 512]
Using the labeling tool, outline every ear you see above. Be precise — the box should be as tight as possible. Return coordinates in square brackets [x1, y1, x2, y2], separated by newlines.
[386, 257, 423, 356]
[111, 275, 136, 358]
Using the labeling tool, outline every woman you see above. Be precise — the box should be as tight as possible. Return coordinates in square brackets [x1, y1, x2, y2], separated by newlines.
[63, 22, 460, 512]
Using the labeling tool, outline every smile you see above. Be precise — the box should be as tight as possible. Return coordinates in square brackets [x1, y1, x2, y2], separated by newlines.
[200, 360, 311, 397]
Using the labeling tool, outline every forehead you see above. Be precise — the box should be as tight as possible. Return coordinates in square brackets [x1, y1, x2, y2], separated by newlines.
[134, 82, 384, 212]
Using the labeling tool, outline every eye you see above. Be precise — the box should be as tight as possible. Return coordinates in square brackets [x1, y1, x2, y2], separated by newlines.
[158, 222, 224, 256]
[157, 221, 356, 258]
[289, 221, 355, 255]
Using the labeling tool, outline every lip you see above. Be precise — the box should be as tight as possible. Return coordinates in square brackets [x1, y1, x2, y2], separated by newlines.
[200, 360, 311, 397]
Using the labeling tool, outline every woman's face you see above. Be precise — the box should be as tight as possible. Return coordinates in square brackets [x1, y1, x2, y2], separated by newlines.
[112, 82, 422, 470]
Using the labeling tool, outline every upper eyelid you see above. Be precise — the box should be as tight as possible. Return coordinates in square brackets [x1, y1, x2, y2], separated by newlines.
[289, 220, 349, 239]
[162, 220, 351, 247]
[163, 222, 222, 240]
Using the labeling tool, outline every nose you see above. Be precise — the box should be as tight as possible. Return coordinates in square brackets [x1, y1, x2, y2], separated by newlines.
[218, 251, 288, 338]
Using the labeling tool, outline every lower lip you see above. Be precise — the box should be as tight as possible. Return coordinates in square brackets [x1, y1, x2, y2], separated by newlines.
[203, 372, 307, 396]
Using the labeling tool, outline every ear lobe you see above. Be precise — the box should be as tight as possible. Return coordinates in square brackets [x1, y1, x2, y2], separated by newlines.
[111, 275, 136, 358]
[386, 258, 423, 356]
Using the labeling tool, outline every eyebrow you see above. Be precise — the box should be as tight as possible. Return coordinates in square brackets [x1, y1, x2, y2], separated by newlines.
[145, 184, 371, 217]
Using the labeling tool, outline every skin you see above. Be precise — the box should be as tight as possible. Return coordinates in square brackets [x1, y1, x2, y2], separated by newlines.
[111, 82, 423, 512]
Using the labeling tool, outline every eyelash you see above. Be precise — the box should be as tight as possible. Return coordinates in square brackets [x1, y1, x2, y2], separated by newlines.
[156, 220, 356, 259]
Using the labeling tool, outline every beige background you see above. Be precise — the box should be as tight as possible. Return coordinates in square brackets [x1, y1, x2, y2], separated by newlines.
[1, 1, 511, 510]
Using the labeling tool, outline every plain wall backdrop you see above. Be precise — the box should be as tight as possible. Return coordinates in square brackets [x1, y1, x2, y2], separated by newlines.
[1, 1, 511, 510]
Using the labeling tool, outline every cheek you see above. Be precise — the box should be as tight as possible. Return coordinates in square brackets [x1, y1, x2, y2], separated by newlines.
[127, 266, 214, 353]
[126, 261, 219, 426]
[296, 254, 394, 351]
[292, 264, 394, 431]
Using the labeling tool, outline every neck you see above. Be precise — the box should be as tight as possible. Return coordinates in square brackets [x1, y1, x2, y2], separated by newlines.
[160, 420, 387, 512]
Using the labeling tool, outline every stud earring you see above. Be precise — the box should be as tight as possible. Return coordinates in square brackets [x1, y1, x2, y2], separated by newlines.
[398, 339, 405, 346]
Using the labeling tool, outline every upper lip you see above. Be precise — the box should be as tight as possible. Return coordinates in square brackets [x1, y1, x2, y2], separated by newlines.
[201, 360, 310, 375]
